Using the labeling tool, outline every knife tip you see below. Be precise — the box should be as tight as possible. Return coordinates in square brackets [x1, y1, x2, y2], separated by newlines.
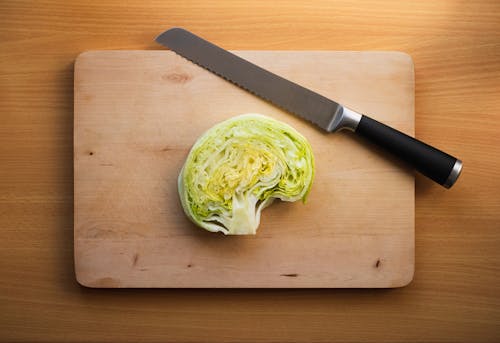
[155, 27, 189, 45]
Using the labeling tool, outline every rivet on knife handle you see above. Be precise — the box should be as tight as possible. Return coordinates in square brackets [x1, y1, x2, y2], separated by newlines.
[156, 27, 463, 188]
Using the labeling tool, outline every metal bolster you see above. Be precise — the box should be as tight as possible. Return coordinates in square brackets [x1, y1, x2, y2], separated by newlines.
[328, 107, 363, 132]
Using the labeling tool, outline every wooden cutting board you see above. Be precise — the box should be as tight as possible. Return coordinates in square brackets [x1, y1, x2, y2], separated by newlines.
[74, 50, 414, 288]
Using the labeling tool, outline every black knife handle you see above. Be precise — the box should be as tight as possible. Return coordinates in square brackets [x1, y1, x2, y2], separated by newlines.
[355, 115, 462, 188]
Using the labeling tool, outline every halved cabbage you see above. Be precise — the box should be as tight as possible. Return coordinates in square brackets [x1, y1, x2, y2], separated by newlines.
[178, 114, 315, 235]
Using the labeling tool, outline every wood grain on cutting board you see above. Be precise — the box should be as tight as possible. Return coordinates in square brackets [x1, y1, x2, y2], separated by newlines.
[74, 50, 414, 288]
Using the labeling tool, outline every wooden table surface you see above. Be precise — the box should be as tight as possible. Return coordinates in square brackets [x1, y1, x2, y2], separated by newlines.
[1, 1, 499, 342]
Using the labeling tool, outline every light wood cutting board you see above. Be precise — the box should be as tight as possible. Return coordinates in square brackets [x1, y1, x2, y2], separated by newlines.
[74, 50, 414, 288]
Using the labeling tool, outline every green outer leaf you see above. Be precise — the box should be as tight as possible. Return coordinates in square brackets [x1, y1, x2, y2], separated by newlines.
[178, 114, 315, 235]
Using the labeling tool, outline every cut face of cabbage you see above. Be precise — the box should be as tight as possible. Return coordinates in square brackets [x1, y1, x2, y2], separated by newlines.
[178, 114, 315, 235]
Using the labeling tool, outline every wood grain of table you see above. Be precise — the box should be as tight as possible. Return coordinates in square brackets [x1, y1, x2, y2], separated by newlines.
[1, 1, 499, 342]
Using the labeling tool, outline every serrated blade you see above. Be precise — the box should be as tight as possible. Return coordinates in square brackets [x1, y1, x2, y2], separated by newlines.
[155, 28, 343, 131]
